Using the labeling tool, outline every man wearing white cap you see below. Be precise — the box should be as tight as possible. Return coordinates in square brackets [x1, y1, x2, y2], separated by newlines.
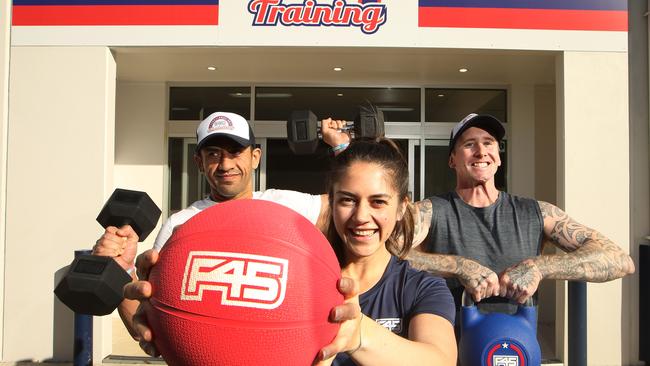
[152, 111, 329, 251]
[93, 111, 353, 349]
[405, 113, 634, 314]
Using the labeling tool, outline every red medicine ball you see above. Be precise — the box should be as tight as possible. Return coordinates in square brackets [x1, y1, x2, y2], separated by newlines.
[147, 199, 343, 366]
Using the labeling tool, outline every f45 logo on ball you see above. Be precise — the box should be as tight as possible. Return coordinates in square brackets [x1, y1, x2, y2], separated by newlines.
[181, 251, 288, 309]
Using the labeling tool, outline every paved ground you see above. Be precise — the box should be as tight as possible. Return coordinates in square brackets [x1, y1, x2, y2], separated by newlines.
[0, 318, 563, 365]
[0, 356, 565, 365]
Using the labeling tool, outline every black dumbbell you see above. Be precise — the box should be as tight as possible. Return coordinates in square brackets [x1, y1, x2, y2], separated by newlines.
[286, 106, 385, 155]
[54, 189, 161, 316]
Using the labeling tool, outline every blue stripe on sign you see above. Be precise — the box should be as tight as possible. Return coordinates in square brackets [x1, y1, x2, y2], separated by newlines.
[13, 0, 217, 5]
[418, 0, 626, 11]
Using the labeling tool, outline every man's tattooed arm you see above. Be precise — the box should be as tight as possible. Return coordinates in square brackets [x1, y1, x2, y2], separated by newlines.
[532, 201, 635, 282]
[407, 249, 500, 302]
[411, 199, 433, 248]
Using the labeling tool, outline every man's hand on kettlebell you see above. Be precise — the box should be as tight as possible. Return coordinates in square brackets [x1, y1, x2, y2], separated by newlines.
[499, 259, 543, 303]
[457, 258, 500, 302]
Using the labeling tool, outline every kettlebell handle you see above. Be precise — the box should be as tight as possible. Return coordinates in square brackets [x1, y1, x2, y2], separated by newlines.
[461, 290, 536, 307]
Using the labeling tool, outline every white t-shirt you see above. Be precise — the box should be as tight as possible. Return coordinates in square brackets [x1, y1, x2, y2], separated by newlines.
[152, 189, 322, 251]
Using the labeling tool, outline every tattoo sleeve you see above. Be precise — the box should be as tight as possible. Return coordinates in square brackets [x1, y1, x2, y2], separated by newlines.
[411, 199, 433, 248]
[407, 249, 460, 276]
[536, 201, 635, 282]
[407, 249, 496, 285]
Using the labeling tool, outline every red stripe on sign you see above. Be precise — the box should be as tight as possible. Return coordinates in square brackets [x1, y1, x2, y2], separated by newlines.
[12, 4, 219, 25]
[418, 7, 627, 31]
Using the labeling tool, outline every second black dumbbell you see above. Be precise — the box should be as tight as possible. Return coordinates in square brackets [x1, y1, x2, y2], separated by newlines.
[286, 107, 385, 155]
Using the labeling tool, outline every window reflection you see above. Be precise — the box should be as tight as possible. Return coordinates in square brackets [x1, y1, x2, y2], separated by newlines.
[255, 87, 421, 122]
[169, 87, 251, 120]
[425, 89, 507, 122]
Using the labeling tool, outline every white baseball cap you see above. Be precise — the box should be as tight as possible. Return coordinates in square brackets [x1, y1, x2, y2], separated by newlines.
[196, 112, 255, 151]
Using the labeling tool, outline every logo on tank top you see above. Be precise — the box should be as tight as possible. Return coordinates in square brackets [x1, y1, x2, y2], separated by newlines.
[376, 318, 402, 333]
[247, 0, 387, 35]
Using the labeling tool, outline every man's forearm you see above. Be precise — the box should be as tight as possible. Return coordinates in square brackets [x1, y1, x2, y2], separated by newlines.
[407, 250, 500, 301]
[533, 236, 635, 282]
[407, 250, 483, 278]
[538, 200, 635, 282]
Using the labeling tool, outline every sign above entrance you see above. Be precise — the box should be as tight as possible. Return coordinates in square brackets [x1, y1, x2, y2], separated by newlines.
[10, 0, 627, 51]
[247, 0, 387, 35]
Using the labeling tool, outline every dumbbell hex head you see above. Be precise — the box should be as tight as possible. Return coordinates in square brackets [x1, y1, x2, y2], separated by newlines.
[96, 189, 161, 241]
[354, 108, 385, 138]
[55, 188, 161, 315]
[287, 110, 319, 155]
[54, 255, 132, 315]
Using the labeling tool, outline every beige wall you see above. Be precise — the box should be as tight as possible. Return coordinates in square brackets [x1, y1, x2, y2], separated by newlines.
[532, 84, 559, 360]
[509, 84, 536, 198]
[114, 82, 166, 253]
[557, 51, 630, 365]
[0, 0, 10, 359]
[627, 1, 650, 363]
[534, 85, 557, 205]
[111, 82, 166, 356]
[5, 47, 116, 361]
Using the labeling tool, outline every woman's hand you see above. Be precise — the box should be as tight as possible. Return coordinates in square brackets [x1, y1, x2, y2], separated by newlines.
[313, 277, 362, 365]
[123, 249, 159, 356]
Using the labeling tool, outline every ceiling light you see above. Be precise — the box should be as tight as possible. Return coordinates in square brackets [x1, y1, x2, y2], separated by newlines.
[229, 92, 251, 98]
[333, 67, 343, 71]
[437, 94, 445, 97]
[337, 93, 344, 97]
[459, 68, 468, 73]
[207, 66, 217, 71]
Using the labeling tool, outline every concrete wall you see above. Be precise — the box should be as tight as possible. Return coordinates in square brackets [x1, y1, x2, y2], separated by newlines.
[626, 1, 650, 364]
[557, 51, 630, 365]
[114, 82, 166, 253]
[5, 47, 116, 361]
[509, 84, 536, 198]
[534, 85, 557, 205]
[533, 84, 559, 360]
[111, 81, 167, 356]
[0, 0, 10, 359]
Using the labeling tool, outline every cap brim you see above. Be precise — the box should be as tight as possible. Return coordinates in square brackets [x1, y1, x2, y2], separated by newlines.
[196, 133, 253, 152]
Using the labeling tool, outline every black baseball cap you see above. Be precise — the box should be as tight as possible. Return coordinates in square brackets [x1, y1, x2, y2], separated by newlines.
[448, 113, 505, 155]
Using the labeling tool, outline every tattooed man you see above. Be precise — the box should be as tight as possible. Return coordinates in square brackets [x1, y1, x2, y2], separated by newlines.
[407, 113, 634, 316]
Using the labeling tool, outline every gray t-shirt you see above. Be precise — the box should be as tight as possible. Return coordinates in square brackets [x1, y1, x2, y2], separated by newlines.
[424, 191, 544, 310]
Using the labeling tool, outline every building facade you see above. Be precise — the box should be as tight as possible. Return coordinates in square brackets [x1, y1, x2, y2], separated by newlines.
[1, 1, 648, 365]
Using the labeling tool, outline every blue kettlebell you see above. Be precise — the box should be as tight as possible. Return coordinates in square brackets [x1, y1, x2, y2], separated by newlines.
[458, 292, 541, 366]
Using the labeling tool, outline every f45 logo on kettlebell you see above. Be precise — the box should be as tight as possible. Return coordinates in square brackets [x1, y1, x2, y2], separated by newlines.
[181, 251, 288, 309]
